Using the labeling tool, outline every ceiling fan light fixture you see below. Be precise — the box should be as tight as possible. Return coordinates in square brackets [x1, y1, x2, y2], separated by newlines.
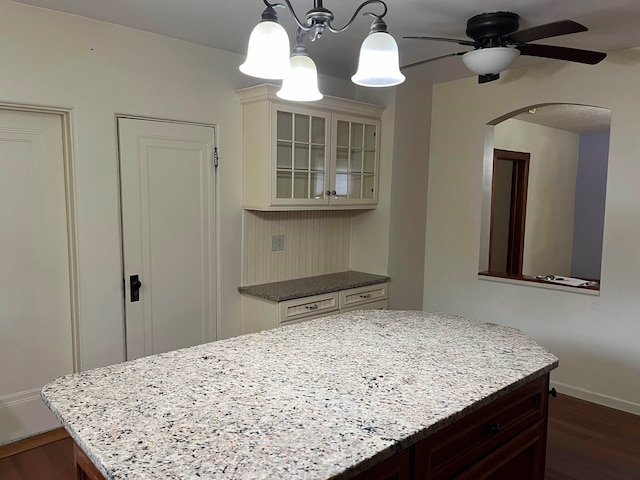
[352, 31, 406, 87]
[239, 7, 291, 80]
[461, 47, 520, 75]
[277, 47, 323, 102]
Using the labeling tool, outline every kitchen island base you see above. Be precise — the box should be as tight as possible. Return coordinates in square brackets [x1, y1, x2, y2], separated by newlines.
[43, 311, 558, 480]
[73, 374, 550, 480]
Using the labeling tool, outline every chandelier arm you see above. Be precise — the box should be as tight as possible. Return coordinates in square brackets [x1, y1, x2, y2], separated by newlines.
[264, 0, 313, 31]
[325, 0, 388, 34]
[296, 27, 309, 44]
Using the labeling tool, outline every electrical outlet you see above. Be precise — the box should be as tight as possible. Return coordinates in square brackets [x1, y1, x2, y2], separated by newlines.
[272, 234, 284, 251]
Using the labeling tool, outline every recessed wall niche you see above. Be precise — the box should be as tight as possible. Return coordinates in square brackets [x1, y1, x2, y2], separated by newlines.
[478, 103, 611, 289]
[242, 210, 351, 285]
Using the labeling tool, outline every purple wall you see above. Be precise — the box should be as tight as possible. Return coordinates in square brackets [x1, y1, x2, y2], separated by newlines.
[571, 132, 609, 279]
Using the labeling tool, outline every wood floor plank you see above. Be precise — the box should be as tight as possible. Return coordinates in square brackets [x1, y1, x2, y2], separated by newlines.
[0, 438, 75, 480]
[545, 393, 640, 480]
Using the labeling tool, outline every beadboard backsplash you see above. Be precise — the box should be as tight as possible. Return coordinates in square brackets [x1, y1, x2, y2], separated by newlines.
[243, 210, 351, 285]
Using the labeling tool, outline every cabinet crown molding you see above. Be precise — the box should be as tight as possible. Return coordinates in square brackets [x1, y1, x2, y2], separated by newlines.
[235, 84, 386, 119]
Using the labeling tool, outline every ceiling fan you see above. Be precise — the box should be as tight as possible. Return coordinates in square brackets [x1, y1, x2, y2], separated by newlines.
[403, 12, 607, 83]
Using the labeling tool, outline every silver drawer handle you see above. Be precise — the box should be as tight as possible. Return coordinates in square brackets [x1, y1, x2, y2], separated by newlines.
[305, 304, 319, 310]
[359, 293, 372, 299]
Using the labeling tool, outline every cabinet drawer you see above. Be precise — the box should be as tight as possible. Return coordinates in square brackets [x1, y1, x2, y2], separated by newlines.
[415, 375, 548, 479]
[454, 420, 546, 480]
[279, 292, 339, 325]
[340, 283, 388, 309]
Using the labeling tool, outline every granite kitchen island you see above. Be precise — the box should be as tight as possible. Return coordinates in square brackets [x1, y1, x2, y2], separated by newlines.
[42, 311, 558, 479]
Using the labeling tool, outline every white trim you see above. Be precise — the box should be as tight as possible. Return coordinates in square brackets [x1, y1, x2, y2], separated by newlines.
[0, 388, 42, 407]
[0, 104, 80, 373]
[551, 380, 640, 416]
[235, 84, 385, 119]
[115, 115, 220, 352]
[477, 273, 599, 296]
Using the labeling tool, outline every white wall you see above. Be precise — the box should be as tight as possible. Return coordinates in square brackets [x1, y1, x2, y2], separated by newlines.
[494, 119, 580, 276]
[421, 49, 640, 414]
[0, 2, 395, 371]
[385, 75, 431, 309]
[0, 1, 245, 369]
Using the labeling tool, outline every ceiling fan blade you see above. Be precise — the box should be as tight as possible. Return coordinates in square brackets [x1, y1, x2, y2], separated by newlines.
[401, 52, 466, 71]
[507, 20, 587, 44]
[517, 44, 606, 64]
[403, 35, 476, 47]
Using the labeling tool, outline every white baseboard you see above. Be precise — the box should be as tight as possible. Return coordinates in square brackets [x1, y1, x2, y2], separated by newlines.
[551, 381, 640, 416]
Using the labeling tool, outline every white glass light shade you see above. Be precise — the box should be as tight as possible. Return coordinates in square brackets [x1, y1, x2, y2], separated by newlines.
[277, 54, 323, 102]
[461, 47, 520, 75]
[351, 32, 405, 87]
[239, 21, 291, 79]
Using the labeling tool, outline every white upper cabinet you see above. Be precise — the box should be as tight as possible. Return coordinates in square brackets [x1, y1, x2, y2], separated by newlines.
[236, 84, 384, 210]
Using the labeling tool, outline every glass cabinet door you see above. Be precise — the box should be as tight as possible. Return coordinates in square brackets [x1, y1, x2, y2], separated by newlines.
[333, 117, 379, 203]
[274, 108, 328, 203]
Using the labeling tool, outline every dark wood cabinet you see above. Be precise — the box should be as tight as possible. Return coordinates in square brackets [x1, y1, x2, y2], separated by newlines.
[356, 374, 549, 480]
[352, 449, 411, 480]
[413, 374, 548, 479]
[453, 420, 546, 480]
[73, 375, 550, 480]
[74, 442, 106, 480]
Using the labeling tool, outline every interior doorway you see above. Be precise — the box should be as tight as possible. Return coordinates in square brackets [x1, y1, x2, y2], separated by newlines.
[0, 107, 77, 444]
[118, 117, 218, 360]
[489, 149, 530, 274]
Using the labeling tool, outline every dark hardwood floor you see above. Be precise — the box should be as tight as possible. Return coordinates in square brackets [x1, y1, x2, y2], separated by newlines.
[0, 436, 74, 480]
[545, 394, 640, 480]
[1, 394, 639, 479]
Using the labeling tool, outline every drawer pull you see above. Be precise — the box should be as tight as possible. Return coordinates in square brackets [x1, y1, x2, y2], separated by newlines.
[488, 422, 500, 435]
[359, 293, 372, 299]
[549, 387, 557, 398]
[305, 304, 319, 310]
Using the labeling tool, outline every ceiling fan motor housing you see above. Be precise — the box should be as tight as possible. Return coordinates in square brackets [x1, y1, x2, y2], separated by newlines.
[466, 12, 519, 46]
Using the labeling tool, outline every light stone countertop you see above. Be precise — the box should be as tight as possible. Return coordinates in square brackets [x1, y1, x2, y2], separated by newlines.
[237, 270, 390, 302]
[41, 310, 558, 480]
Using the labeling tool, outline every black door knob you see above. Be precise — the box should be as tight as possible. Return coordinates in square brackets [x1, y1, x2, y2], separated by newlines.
[130, 275, 142, 302]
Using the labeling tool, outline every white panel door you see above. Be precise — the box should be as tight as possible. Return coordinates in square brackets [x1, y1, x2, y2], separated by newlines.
[119, 118, 217, 360]
[0, 110, 73, 444]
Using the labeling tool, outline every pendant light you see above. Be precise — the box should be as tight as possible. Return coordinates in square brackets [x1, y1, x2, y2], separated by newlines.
[352, 17, 405, 87]
[277, 44, 323, 101]
[239, 4, 291, 79]
[239, 0, 405, 100]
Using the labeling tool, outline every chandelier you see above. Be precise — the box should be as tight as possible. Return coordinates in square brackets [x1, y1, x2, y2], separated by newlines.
[239, 0, 405, 101]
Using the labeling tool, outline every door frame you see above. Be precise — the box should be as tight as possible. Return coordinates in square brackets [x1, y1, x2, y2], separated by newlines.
[0, 103, 80, 372]
[114, 114, 220, 356]
[489, 149, 530, 275]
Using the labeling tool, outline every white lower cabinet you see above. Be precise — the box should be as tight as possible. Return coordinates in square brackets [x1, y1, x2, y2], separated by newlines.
[339, 283, 388, 311]
[242, 283, 388, 334]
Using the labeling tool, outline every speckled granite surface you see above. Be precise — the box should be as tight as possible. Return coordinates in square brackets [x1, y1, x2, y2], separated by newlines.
[42, 310, 558, 480]
[238, 270, 390, 302]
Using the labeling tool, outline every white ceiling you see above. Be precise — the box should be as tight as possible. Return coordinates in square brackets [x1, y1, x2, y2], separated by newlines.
[513, 104, 611, 134]
[9, 0, 640, 84]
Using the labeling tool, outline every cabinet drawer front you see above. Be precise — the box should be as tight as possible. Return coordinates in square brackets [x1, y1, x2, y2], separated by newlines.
[279, 292, 339, 324]
[340, 283, 388, 308]
[415, 375, 548, 479]
[453, 420, 546, 480]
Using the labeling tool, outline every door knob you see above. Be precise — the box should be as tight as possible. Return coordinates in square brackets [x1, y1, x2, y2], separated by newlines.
[130, 275, 142, 302]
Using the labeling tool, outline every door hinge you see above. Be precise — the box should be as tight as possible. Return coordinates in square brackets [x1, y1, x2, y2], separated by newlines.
[213, 147, 219, 167]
